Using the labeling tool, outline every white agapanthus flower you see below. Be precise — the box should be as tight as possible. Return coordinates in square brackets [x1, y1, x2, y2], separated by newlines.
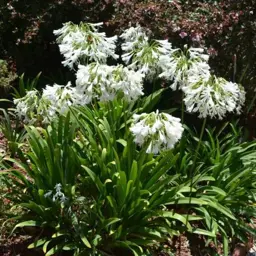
[13, 90, 40, 124]
[54, 22, 118, 69]
[120, 25, 149, 53]
[188, 47, 210, 62]
[40, 82, 77, 123]
[111, 65, 145, 101]
[122, 41, 160, 80]
[121, 26, 178, 81]
[121, 26, 167, 80]
[158, 47, 211, 91]
[183, 75, 246, 119]
[130, 110, 184, 154]
[76, 63, 144, 103]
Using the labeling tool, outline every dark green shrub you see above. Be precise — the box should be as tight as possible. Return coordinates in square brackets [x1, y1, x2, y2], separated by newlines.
[0, 59, 17, 94]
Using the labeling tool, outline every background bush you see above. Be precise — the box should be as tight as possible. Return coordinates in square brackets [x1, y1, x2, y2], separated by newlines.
[1, 0, 255, 85]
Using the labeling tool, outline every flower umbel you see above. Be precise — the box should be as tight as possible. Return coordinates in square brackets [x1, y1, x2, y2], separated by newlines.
[158, 47, 211, 91]
[40, 82, 77, 123]
[76, 63, 144, 103]
[130, 110, 184, 154]
[121, 26, 176, 81]
[183, 75, 246, 119]
[14, 90, 40, 124]
[54, 22, 118, 69]
[120, 25, 149, 54]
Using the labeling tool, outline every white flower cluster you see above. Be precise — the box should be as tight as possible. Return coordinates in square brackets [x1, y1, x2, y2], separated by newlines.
[54, 22, 118, 69]
[13, 90, 40, 124]
[158, 47, 211, 91]
[156, 44, 245, 119]
[40, 82, 78, 123]
[15, 23, 246, 125]
[120, 25, 156, 80]
[130, 110, 184, 154]
[44, 183, 68, 204]
[120, 25, 212, 93]
[183, 75, 246, 119]
[14, 82, 82, 124]
[120, 25, 149, 53]
[76, 63, 144, 103]
[121, 26, 177, 81]
[14, 66, 145, 124]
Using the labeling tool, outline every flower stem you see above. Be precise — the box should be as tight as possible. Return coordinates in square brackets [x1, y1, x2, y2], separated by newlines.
[185, 117, 207, 226]
[181, 92, 185, 124]
[191, 118, 207, 172]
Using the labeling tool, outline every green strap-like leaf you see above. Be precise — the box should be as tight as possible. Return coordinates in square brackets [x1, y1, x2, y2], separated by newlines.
[80, 232, 92, 248]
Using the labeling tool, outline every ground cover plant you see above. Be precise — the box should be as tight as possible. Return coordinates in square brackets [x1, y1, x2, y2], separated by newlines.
[0, 21, 256, 256]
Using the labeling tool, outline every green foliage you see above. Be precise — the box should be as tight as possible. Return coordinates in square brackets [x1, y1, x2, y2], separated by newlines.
[12, 72, 41, 99]
[174, 123, 256, 253]
[1, 96, 256, 255]
[67, 102, 202, 255]
[0, 108, 26, 157]
[0, 98, 207, 255]
[1, 113, 83, 254]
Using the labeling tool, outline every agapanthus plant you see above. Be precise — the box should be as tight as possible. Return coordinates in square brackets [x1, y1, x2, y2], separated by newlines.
[6, 22, 254, 256]
[130, 110, 184, 154]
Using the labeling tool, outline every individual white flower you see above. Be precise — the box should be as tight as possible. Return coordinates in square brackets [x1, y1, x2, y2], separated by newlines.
[40, 82, 77, 123]
[157, 39, 175, 55]
[188, 47, 209, 62]
[13, 90, 40, 124]
[158, 47, 211, 91]
[130, 110, 184, 154]
[54, 22, 118, 69]
[75, 63, 144, 103]
[183, 75, 246, 119]
[44, 191, 53, 198]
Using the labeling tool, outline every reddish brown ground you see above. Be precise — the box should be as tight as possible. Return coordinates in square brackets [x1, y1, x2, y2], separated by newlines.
[0, 235, 43, 256]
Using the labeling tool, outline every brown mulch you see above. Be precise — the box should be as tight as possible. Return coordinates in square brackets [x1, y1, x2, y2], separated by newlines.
[0, 131, 7, 156]
[0, 235, 191, 256]
[0, 235, 43, 256]
[1, 231, 255, 256]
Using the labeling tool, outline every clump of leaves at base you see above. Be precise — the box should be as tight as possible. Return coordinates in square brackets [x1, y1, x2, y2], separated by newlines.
[0, 101, 207, 255]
